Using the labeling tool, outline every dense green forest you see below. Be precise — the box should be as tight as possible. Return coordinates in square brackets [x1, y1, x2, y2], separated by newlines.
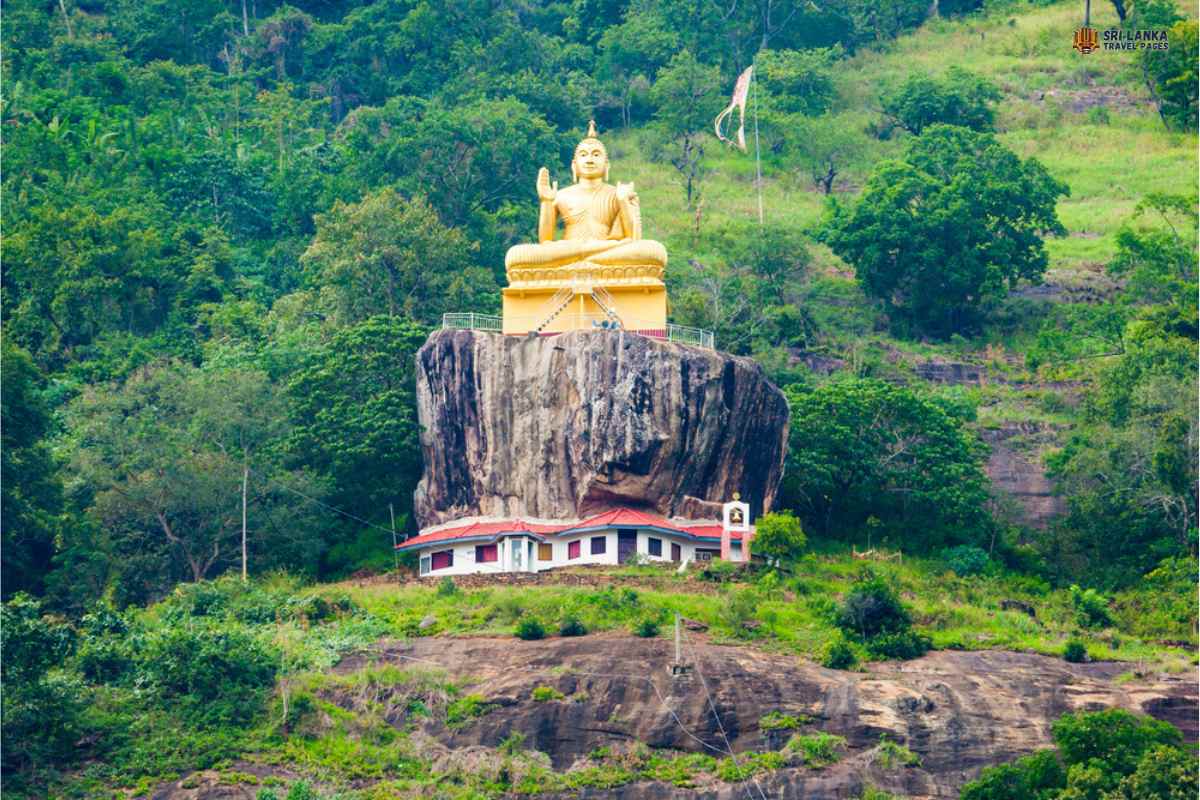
[1, 0, 1197, 794]
[3, 0, 1195, 603]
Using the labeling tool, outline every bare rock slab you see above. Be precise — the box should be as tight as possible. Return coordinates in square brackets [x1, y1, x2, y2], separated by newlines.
[413, 330, 790, 529]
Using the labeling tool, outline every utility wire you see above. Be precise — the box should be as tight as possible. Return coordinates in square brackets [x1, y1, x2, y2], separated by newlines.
[377, 646, 764, 800]
[682, 627, 772, 800]
[263, 473, 399, 537]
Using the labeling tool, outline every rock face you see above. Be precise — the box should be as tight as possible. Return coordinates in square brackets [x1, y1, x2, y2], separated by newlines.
[413, 329, 790, 529]
[980, 424, 1066, 528]
[382, 636, 1196, 799]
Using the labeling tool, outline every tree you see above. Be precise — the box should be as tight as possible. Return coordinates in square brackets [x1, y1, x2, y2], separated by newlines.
[756, 47, 841, 116]
[1109, 193, 1198, 312]
[752, 511, 807, 564]
[66, 362, 324, 598]
[649, 50, 722, 208]
[1, 338, 64, 597]
[0, 594, 83, 774]
[963, 708, 1192, 800]
[1044, 317, 1197, 587]
[339, 96, 568, 263]
[597, 11, 680, 127]
[301, 189, 493, 326]
[782, 378, 992, 549]
[1142, 20, 1198, 132]
[790, 113, 867, 194]
[879, 67, 1000, 135]
[824, 125, 1068, 336]
[286, 315, 429, 573]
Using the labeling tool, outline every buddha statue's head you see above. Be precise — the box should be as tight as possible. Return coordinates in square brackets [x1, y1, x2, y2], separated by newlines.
[571, 120, 609, 183]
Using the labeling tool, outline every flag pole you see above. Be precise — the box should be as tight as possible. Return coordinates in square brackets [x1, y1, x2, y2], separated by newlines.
[752, 57, 764, 227]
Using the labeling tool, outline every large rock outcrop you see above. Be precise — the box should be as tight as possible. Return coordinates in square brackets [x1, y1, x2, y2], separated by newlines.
[413, 330, 790, 529]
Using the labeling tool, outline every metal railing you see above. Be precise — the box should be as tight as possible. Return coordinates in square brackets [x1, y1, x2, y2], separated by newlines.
[443, 312, 503, 332]
[666, 323, 715, 349]
[442, 312, 715, 350]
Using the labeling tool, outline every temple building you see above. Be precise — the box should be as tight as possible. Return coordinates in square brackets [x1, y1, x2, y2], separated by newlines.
[398, 507, 755, 577]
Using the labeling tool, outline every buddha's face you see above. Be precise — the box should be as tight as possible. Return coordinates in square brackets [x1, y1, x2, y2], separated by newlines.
[573, 140, 608, 180]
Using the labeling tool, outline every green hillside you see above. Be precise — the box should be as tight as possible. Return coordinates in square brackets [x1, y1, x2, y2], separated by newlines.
[2, 0, 1196, 796]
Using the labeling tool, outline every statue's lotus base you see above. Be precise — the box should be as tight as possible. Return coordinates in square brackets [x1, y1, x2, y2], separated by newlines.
[502, 260, 667, 335]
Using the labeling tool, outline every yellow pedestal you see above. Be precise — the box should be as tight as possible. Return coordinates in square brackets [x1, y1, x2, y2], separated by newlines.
[501, 261, 668, 336]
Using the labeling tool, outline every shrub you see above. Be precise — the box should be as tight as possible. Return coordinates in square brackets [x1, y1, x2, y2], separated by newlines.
[285, 782, 320, 800]
[874, 736, 920, 768]
[559, 615, 587, 637]
[718, 587, 759, 636]
[821, 636, 858, 670]
[960, 750, 1065, 800]
[532, 685, 565, 702]
[134, 623, 278, 724]
[1, 670, 87, 773]
[836, 575, 911, 639]
[633, 617, 660, 638]
[759, 711, 808, 731]
[445, 693, 493, 728]
[962, 710, 1187, 800]
[1069, 585, 1114, 628]
[1063, 639, 1088, 663]
[76, 632, 132, 684]
[699, 559, 741, 582]
[942, 545, 990, 577]
[865, 630, 931, 661]
[752, 511, 807, 564]
[786, 732, 846, 768]
[515, 616, 546, 641]
[436, 576, 458, 597]
[1051, 708, 1181, 775]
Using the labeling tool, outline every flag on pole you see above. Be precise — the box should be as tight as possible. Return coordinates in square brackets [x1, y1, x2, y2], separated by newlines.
[714, 65, 753, 151]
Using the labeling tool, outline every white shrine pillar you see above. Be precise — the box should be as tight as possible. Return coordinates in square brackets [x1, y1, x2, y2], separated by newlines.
[722, 494, 751, 562]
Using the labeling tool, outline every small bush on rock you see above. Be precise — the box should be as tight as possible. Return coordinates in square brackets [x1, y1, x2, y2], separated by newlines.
[821, 635, 858, 670]
[865, 630, 931, 661]
[1063, 639, 1088, 663]
[837, 574, 911, 639]
[515, 617, 546, 641]
[532, 685, 564, 701]
[559, 615, 587, 637]
[633, 617, 660, 638]
[786, 732, 846, 768]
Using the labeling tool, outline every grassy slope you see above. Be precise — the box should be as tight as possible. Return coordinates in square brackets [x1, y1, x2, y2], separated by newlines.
[335, 554, 1194, 668]
[627, 0, 1197, 274]
[48, 558, 1193, 799]
[612, 0, 1196, 455]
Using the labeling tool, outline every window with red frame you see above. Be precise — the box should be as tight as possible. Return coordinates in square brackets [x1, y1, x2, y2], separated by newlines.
[475, 544, 498, 563]
[568, 540, 581, 559]
[431, 549, 454, 570]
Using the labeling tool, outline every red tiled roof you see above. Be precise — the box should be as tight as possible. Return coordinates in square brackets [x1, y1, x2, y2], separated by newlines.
[398, 507, 748, 550]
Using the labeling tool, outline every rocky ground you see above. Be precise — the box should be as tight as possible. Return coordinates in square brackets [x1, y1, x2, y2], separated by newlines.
[155, 634, 1197, 800]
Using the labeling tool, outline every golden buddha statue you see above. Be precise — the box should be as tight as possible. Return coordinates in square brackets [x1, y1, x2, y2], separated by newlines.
[502, 121, 669, 336]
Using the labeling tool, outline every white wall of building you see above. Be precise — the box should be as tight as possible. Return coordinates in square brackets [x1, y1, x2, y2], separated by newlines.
[416, 528, 743, 577]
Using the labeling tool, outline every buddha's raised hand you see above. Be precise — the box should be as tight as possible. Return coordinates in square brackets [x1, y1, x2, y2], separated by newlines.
[616, 181, 637, 203]
[536, 167, 558, 203]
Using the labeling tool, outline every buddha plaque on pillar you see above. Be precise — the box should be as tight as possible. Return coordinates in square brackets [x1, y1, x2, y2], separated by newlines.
[502, 121, 669, 336]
